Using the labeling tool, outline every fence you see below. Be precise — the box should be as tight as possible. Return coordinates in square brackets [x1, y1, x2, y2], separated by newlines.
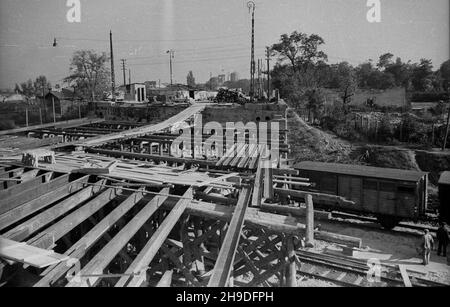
[0, 100, 92, 130]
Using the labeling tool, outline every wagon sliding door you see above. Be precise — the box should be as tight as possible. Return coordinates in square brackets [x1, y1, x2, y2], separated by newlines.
[338, 176, 362, 208]
[378, 181, 396, 216]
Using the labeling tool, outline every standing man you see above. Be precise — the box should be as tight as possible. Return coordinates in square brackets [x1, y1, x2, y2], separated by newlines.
[422, 229, 434, 265]
[437, 222, 449, 257]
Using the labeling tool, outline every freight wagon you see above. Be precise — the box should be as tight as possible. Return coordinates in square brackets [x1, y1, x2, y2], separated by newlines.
[294, 162, 429, 229]
[438, 171, 450, 224]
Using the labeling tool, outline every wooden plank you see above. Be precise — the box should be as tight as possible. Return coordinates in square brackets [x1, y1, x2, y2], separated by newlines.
[156, 270, 173, 287]
[161, 245, 201, 287]
[66, 188, 170, 287]
[208, 186, 251, 287]
[0, 172, 53, 200]
[0, 175, 90, 232]
[0, 174, 71, 215]
[251, 160, 263, 207]
[274, 187, 356, 207]
[216, 144, 237, 167]
[114, 188, 193, 288]
[0, 167, 26, 179]
[399, 265, 412, 287]
[33, 190, 146, 287]
[28, 187, 122, 249]
[0, 118, 105, 136]
[0, 236, 68, 269]
[260, 203, 330, 220]
[86, 148, 217, 168]
[4, 180, 107, 242]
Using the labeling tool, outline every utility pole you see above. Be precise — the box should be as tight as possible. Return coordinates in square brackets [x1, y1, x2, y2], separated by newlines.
[266, 47, 271, 100]
[443, 86, 450, 151]
[210, 72, 212, 91]
[128, 69, 131, 85]
[121, 59, 127, 86]
[248, 1, 256, 102]
[110, 30, 116, 102]
[257, 59, 261, 98]
[167, 50, 175, 86]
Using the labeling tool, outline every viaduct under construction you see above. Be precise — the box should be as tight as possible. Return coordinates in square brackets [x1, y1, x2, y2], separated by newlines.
[0, 102, 445, 287]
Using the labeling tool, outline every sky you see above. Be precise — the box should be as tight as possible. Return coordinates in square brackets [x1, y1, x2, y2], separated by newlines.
[0, 0, 448, 89]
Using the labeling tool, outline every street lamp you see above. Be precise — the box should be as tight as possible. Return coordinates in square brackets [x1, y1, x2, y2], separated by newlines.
[166, 50, 175, 86]
[247, 1, 256, 102]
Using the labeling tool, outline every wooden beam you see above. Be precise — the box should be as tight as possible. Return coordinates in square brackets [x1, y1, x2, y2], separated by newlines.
[86, 148, 217, 167]
[0, 175, 90, 231]
[260, 203, 330, 220]
[34, 191, 146, 287]
[159, 199, 361, 248]
[0, 118, 105, 136]
[0, 174, 71, 215]
[305, 194, 314, 247]
[66, 188, 170, 287]
[156, 270, 173, 287]
[28, 187, 122, 249]
[274, 188, 356, 207]
[4, 180, 107, 242]
[0, 172, 53, 200]
[251, 160, 264, 207]
[207, 186, 252, 287]
[114, 188, 193, 288]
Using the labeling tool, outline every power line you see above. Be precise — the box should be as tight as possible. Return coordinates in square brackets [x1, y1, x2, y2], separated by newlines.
[55, 33, 247, 43]
[127, 53, 265, 67]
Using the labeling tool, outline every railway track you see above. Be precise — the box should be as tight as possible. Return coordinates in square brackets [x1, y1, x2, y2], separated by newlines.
[296, 250, 447, 287]
[329, 211, 438, 234]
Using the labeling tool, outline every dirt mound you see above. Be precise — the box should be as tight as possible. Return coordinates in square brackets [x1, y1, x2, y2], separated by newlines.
[352, 146, 421, 171]
[287, 109, 355, 164]
[415, 150, 450, 185]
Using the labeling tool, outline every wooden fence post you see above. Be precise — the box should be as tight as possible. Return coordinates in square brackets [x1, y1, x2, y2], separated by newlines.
[305, 194, 315, 247]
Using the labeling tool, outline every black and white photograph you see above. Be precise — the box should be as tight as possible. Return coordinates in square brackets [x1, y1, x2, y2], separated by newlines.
[0, 0, 449, 293]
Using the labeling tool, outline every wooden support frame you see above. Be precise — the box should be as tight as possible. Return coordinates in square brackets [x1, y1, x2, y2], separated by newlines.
[0, 175, 90, 231]
[34, 190, 146, 287]
[115, 188, 193, 288]
[28, 187, 122, 249]
[4, 179, 107, 242]
[207, 186, 252, 287]
[66, 187, 171, 287]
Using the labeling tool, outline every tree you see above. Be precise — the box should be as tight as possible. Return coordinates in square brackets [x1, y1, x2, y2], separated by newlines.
[271, 31, 328, 74]
[377, 53, 394, 70]
[329, 62, 357, 113]
[34, 75, 51, 97]
[64, 50, 110, 101]
[439, 60, 450, 90]
[303, 88, 325, 122]
[187, 71, 196, 87]
[411, 59, 434, 92]
[19, 79, 35, 97]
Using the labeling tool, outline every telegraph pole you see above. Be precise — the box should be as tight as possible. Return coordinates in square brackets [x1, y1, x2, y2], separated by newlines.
[266, 47, 271, 100]
[167, 50, 175, 86]
[121, 59, 127, 86]
[443, 86, 450, 151]
[110, 30, 116, 102]
[128, 69, 131, 85]
[248, 1, 256, 102]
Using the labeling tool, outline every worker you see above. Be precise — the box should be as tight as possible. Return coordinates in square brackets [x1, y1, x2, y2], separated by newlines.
[421, 229, 434, 265]
[437, 222, 449, 257]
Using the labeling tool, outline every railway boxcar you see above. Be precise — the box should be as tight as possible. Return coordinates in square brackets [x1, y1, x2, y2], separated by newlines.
[438, 171, 450, 224]
[294, 162, 428, 229]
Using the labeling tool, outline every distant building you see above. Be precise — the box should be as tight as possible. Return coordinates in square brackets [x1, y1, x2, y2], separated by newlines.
[230, 72, 239, 83]
[218, 74, 226, 86]
[145, 81, 158, 89]
[121, 83, 147, 102]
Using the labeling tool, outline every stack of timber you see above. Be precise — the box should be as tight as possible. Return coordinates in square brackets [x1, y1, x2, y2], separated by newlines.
[18, 153, 237, 189]
[78, 104, 208, 147]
